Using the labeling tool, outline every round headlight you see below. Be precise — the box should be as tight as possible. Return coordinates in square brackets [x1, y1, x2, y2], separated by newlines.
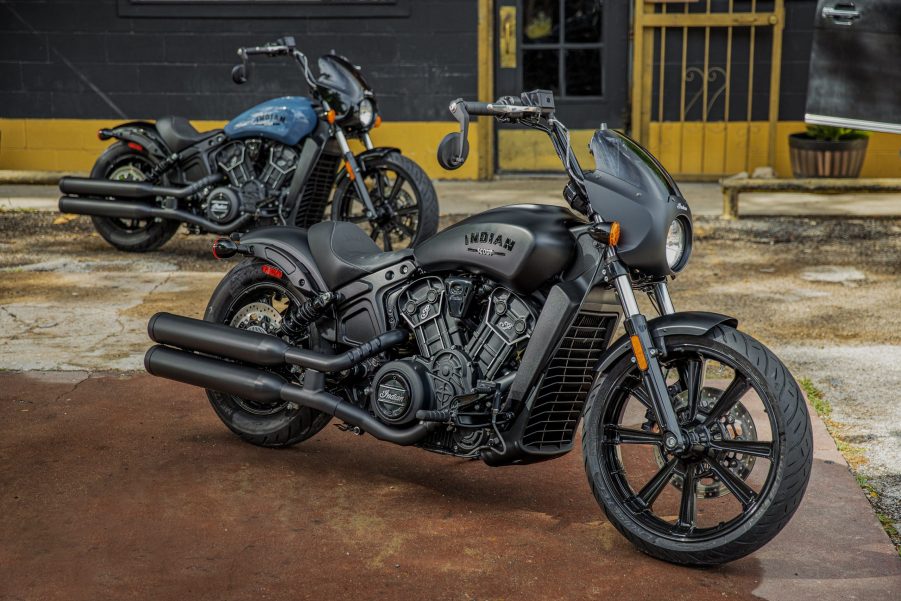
[666, 218, 687, 270]
[359, 99, 375, 127]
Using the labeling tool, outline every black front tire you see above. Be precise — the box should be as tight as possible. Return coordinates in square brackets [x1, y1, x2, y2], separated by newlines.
[203, 258, 332, 448]
[331, 152, 439, 250]
[582, 326, 812, 566]
[89, 142, 180, 252]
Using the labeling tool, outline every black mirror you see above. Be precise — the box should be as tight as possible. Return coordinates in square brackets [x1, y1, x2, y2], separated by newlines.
[231, 64, 248, 85]
[437, 132, 468, 170]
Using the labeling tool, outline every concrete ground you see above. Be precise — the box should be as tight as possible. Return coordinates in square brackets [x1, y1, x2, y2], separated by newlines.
[1, 182, 900, 598]
[6, 179, 901, 216]
[1, 371, 899, 601]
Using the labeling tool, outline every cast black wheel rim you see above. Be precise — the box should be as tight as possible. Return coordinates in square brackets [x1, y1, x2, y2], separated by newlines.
[223, 281, 306, 416]
[103, 154, 156, 233]
[333, 166, 421, 251]
[597, 340, 780, 542]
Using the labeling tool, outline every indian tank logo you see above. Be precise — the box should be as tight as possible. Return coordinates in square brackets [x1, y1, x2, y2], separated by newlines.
[464, 231, 516, 257]
[251, 112, 288, 127]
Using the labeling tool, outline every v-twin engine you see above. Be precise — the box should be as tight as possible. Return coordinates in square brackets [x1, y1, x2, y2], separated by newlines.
[205, 139, 299, 224]
[367, 276, 535, 454]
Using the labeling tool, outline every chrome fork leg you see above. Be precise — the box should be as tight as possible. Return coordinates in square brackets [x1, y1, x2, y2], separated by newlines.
[613, 274, 686, 452]
[652, 281, 676, 315]
[335, 128, 376, 217]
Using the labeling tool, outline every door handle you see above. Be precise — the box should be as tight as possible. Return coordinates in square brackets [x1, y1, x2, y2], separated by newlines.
[823, 5, 861, 25]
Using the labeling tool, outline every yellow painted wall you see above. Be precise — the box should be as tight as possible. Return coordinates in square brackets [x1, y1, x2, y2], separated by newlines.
[648, 121, 900, 179]
[498, 121, 900, 178]
[0, 118, 478, 180]
[2, 117, 898, 179]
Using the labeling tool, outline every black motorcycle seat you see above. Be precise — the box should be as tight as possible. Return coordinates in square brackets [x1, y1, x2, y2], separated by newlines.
[156, 116, 220, 152]
[308, 221, 412, 290]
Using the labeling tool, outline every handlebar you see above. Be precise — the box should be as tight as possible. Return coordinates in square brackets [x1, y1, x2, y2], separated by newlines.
[232, 36, 319, 91]
[438, 90, 591, 214]
[238, 44, 290, 58]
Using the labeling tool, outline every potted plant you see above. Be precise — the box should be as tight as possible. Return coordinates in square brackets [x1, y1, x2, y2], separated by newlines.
[788, 125, 870, 178]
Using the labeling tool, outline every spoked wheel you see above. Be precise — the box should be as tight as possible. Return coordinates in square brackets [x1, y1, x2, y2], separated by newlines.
[329, 152, 438, 250]
[204, 258, 331, 447]
[583, 326, 812, 566]
[89, 142, 179, 252]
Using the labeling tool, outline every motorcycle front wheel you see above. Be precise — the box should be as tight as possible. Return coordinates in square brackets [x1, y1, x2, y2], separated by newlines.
[329, 152, 439, 250]
[582, 325, 812, 566]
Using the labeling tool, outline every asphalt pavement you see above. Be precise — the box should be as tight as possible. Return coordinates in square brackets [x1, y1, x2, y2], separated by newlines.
[1, 371, 899, 601]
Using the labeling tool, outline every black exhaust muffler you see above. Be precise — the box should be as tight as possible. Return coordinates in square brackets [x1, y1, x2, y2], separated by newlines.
[145, 345, 431, 445]
[59, 173, 224, 200]
[57, 196, 253, 234]
[148, 312, 408, 373]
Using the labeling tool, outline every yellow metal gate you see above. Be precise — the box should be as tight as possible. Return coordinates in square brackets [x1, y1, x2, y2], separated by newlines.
[632, 0, 785, 179]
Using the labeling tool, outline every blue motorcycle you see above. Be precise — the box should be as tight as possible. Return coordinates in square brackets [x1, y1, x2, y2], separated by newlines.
[58, 37, 438, 252]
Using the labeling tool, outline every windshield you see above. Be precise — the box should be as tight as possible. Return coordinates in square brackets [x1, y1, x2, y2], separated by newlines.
[589, 129, 679, 199]
[316, 54, 371, 114]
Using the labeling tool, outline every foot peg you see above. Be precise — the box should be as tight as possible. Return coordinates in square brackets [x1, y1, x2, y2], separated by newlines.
[415, 409, 452, 422]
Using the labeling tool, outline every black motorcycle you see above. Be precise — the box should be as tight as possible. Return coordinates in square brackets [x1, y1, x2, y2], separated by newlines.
[57, 37, 438, 252]
[142, 90, 812, 566]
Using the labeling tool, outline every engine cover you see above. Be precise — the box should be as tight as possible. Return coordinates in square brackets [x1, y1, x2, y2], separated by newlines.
[370, 360, 431, 425]
[206, 186, 241, 223]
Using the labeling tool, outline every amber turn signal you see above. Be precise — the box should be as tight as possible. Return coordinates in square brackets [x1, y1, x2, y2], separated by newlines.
[373, 115, 382, 128]
[588, 221, 621, 247]
[326, 109, 336, 124]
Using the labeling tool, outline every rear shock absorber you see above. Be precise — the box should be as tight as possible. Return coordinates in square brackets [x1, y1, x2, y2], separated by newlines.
[281, 291, 339, 339]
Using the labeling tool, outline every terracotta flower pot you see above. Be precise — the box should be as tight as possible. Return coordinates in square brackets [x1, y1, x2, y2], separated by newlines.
[788, 133, 868, 178]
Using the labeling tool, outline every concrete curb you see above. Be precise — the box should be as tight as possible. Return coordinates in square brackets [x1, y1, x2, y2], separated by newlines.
[0, 170, 86, 185]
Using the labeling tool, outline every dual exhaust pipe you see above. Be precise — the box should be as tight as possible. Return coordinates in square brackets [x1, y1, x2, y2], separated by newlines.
[58, 174, 251, 234]
[145, 313, 432, 445]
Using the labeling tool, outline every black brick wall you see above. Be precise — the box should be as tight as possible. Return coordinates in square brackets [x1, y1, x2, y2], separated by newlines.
[0, 0, 818, 124]
[0, 0, 479, 121]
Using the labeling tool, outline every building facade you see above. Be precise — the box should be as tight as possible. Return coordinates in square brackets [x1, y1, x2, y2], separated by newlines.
[0, 0, 897, 179]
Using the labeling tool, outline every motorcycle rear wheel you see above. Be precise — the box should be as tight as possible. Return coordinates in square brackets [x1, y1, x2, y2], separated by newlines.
[203, 258, 332, 447]
[89, 142, 180, 252]
[582, 325, 812, 566]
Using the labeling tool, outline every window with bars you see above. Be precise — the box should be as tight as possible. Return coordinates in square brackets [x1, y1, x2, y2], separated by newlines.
[521, 0, 604, 97]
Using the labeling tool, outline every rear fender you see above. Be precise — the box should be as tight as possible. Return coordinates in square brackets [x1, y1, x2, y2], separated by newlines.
[240, 227, 328, 295]
[595, 311, 739, 374]
[101, 121, 172, 160]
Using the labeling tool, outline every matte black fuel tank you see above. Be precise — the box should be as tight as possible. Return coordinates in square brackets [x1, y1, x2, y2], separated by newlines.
[414, 204, 583, 294]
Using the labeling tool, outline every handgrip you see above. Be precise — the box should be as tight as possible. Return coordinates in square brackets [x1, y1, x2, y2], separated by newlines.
[461, 101, 494, 116]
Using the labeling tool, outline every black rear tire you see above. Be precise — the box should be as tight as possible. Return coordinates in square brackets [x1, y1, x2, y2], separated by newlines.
[582, 326, 812, 566]
[330, 152, 439, 250]
[89, 142, 180, 252]
[203, 258, 332, 448]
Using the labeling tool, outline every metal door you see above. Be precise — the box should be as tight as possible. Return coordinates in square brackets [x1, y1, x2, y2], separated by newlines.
[806, 0, 901, 134]
[494, 0, 629, 172]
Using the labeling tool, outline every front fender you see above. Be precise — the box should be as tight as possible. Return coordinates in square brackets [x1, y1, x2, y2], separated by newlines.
[595, 311, 738, 374]
[335, 146, 401, 182]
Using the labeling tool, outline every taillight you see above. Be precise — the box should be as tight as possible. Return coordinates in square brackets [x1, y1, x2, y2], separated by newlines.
[261, 264, 283, 279]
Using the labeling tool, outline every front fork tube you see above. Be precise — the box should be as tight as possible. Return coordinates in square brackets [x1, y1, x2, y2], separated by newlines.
[334, 128, 377, 219]
[613, 274, 687, 452]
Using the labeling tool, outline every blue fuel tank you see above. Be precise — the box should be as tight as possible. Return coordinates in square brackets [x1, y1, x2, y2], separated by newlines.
[224, 97, 318, 146]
